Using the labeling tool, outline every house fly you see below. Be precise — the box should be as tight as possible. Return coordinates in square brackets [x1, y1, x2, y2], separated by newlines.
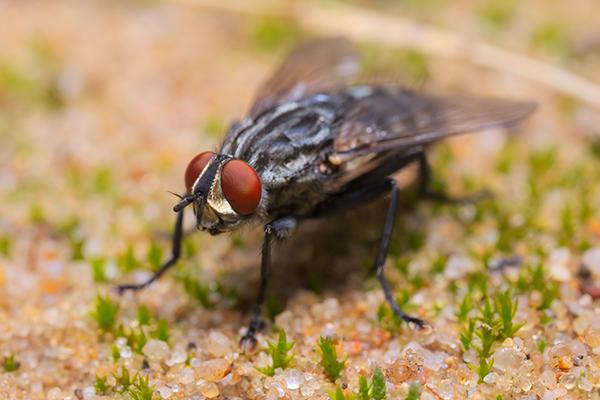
[118, 38, 536, 350]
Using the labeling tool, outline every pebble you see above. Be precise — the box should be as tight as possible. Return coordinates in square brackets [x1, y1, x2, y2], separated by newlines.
[582, 247, 600, 275]
[283, 369, 303, 390]
[82, 387, 95, 400]
[583, 327, 600, 348]
[157, 384, 173, 398]
[493, 347, 525, 373]
[539, 370, 556, 389]
[548, 248, 572, 282]
[197, 381, 220, 398]
[483, 372, 497, 384]
[300, 374, 320, 397]
[206, 331, 232, 357]
[166, 348, 188, 366]
[46, 388, 63, 400]
[143, 339, 170, 361]
[179, 367, 195, 385]
[443, 254, 475, 280]
[195, 358, 232, 382]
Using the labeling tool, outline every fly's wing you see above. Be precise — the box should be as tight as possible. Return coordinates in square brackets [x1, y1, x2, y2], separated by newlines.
[331, 88, 537, 162]
[249, 37, 360, 119]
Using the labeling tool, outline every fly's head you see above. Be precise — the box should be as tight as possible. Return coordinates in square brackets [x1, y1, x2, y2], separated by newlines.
[174, 152, 263, 235]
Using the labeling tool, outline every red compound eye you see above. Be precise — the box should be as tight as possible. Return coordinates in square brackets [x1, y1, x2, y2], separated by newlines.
[221, 159, 262, 215]
[185, 151, 215, 192]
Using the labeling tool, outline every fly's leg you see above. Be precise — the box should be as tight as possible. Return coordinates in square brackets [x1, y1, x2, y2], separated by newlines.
[116, 210, 184, 293]
[240, 217, 297, 352]
[418, 152, 491, 203]
[375, 179, 426, 327]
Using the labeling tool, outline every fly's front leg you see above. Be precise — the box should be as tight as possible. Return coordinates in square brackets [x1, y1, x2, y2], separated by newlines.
[117, 210, 184, 293]
[418, 152, 491, 203]
[375, 179, 426, 327]
[240, 217, 297, 352]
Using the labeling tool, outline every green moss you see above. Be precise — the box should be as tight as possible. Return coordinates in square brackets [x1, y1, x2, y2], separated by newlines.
[394, 49, 430, 84]
[116, 324, 148, 355]
[118, 245, 139, 273]
[90, 295, 119, 334]
[111, 344, 121, 362]
[137, 305, 152, 326]
[405, 383, 420, 400]
[151, 319, 170, 343]
[370, 368, 386, 400]
[90, 257, 108, 283]
[146, 241, 164, 272]
[258, 329, 295, 376]
[202, 115, 227, 138]
[531, 22, 570, 56]
[2, 354, 20, 372]
[479, 0, 516, 28]
[318, 337, 345, 382]
[0, 235, 11, 256]
[127, 374, 158, 400]
[93, 166, 113, 194]
[180, 273, 214, 309]
[94, 375, 110, 395]
[330, 367, 389, 400]
[250, 18, 300, 51]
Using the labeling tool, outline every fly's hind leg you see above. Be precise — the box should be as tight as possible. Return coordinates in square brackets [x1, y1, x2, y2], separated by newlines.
[240, 217, 297, 352]
[375, 179, 426, 328]
[418, 152, 491, 204]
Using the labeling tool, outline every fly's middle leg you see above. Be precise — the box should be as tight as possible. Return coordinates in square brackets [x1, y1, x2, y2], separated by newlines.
[374, 179, 426, 328]
[417, 152, 491, 203]
[240, 217, 297, 352]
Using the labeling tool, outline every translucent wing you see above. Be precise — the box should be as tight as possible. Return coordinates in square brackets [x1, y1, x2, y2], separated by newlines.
[249, 37, 360, 119]
[331, 87, 537, 162]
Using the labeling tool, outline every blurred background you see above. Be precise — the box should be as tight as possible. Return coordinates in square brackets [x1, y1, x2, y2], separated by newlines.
[1, 0, 600, 398]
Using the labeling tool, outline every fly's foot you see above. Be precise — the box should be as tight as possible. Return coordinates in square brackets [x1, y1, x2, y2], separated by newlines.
[240, 318, 265, 353]
[402, 314, 428, 330]
[240, 333, 259, 354]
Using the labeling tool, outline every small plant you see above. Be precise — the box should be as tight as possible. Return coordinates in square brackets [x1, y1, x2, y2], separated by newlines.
[137, 305, 152, 326]
[329, 387, 353, 400]
[370, 368, 387, 400]
[457, 288, 524, 383]
[3, 354, 20, 372]
[257, 330, 295, 376]
[94, 375, 110, 395]
[90, 295, 119, 333]
[127, 374, 157, 400]
[516, 263, 558, 311]
[330, 367, 388, 400]
[318, 337, 345, 382]
[118, 246, 138, 272]
[0, 235, 11, 256]
[146, 241, 163, 272]
[152, 319, 170, 343]
[495, 289, 524, 340]
[405, 383, 421, 400]
[90, 257, 108, 283]
[111, 344, 121, 362]
[114, 366, 132, 391]
[180, 274, 214, 309]
[116, 324, 148, 355]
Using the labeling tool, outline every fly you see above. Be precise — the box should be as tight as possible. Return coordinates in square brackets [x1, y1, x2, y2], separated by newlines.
[117, 38, 536, 350]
